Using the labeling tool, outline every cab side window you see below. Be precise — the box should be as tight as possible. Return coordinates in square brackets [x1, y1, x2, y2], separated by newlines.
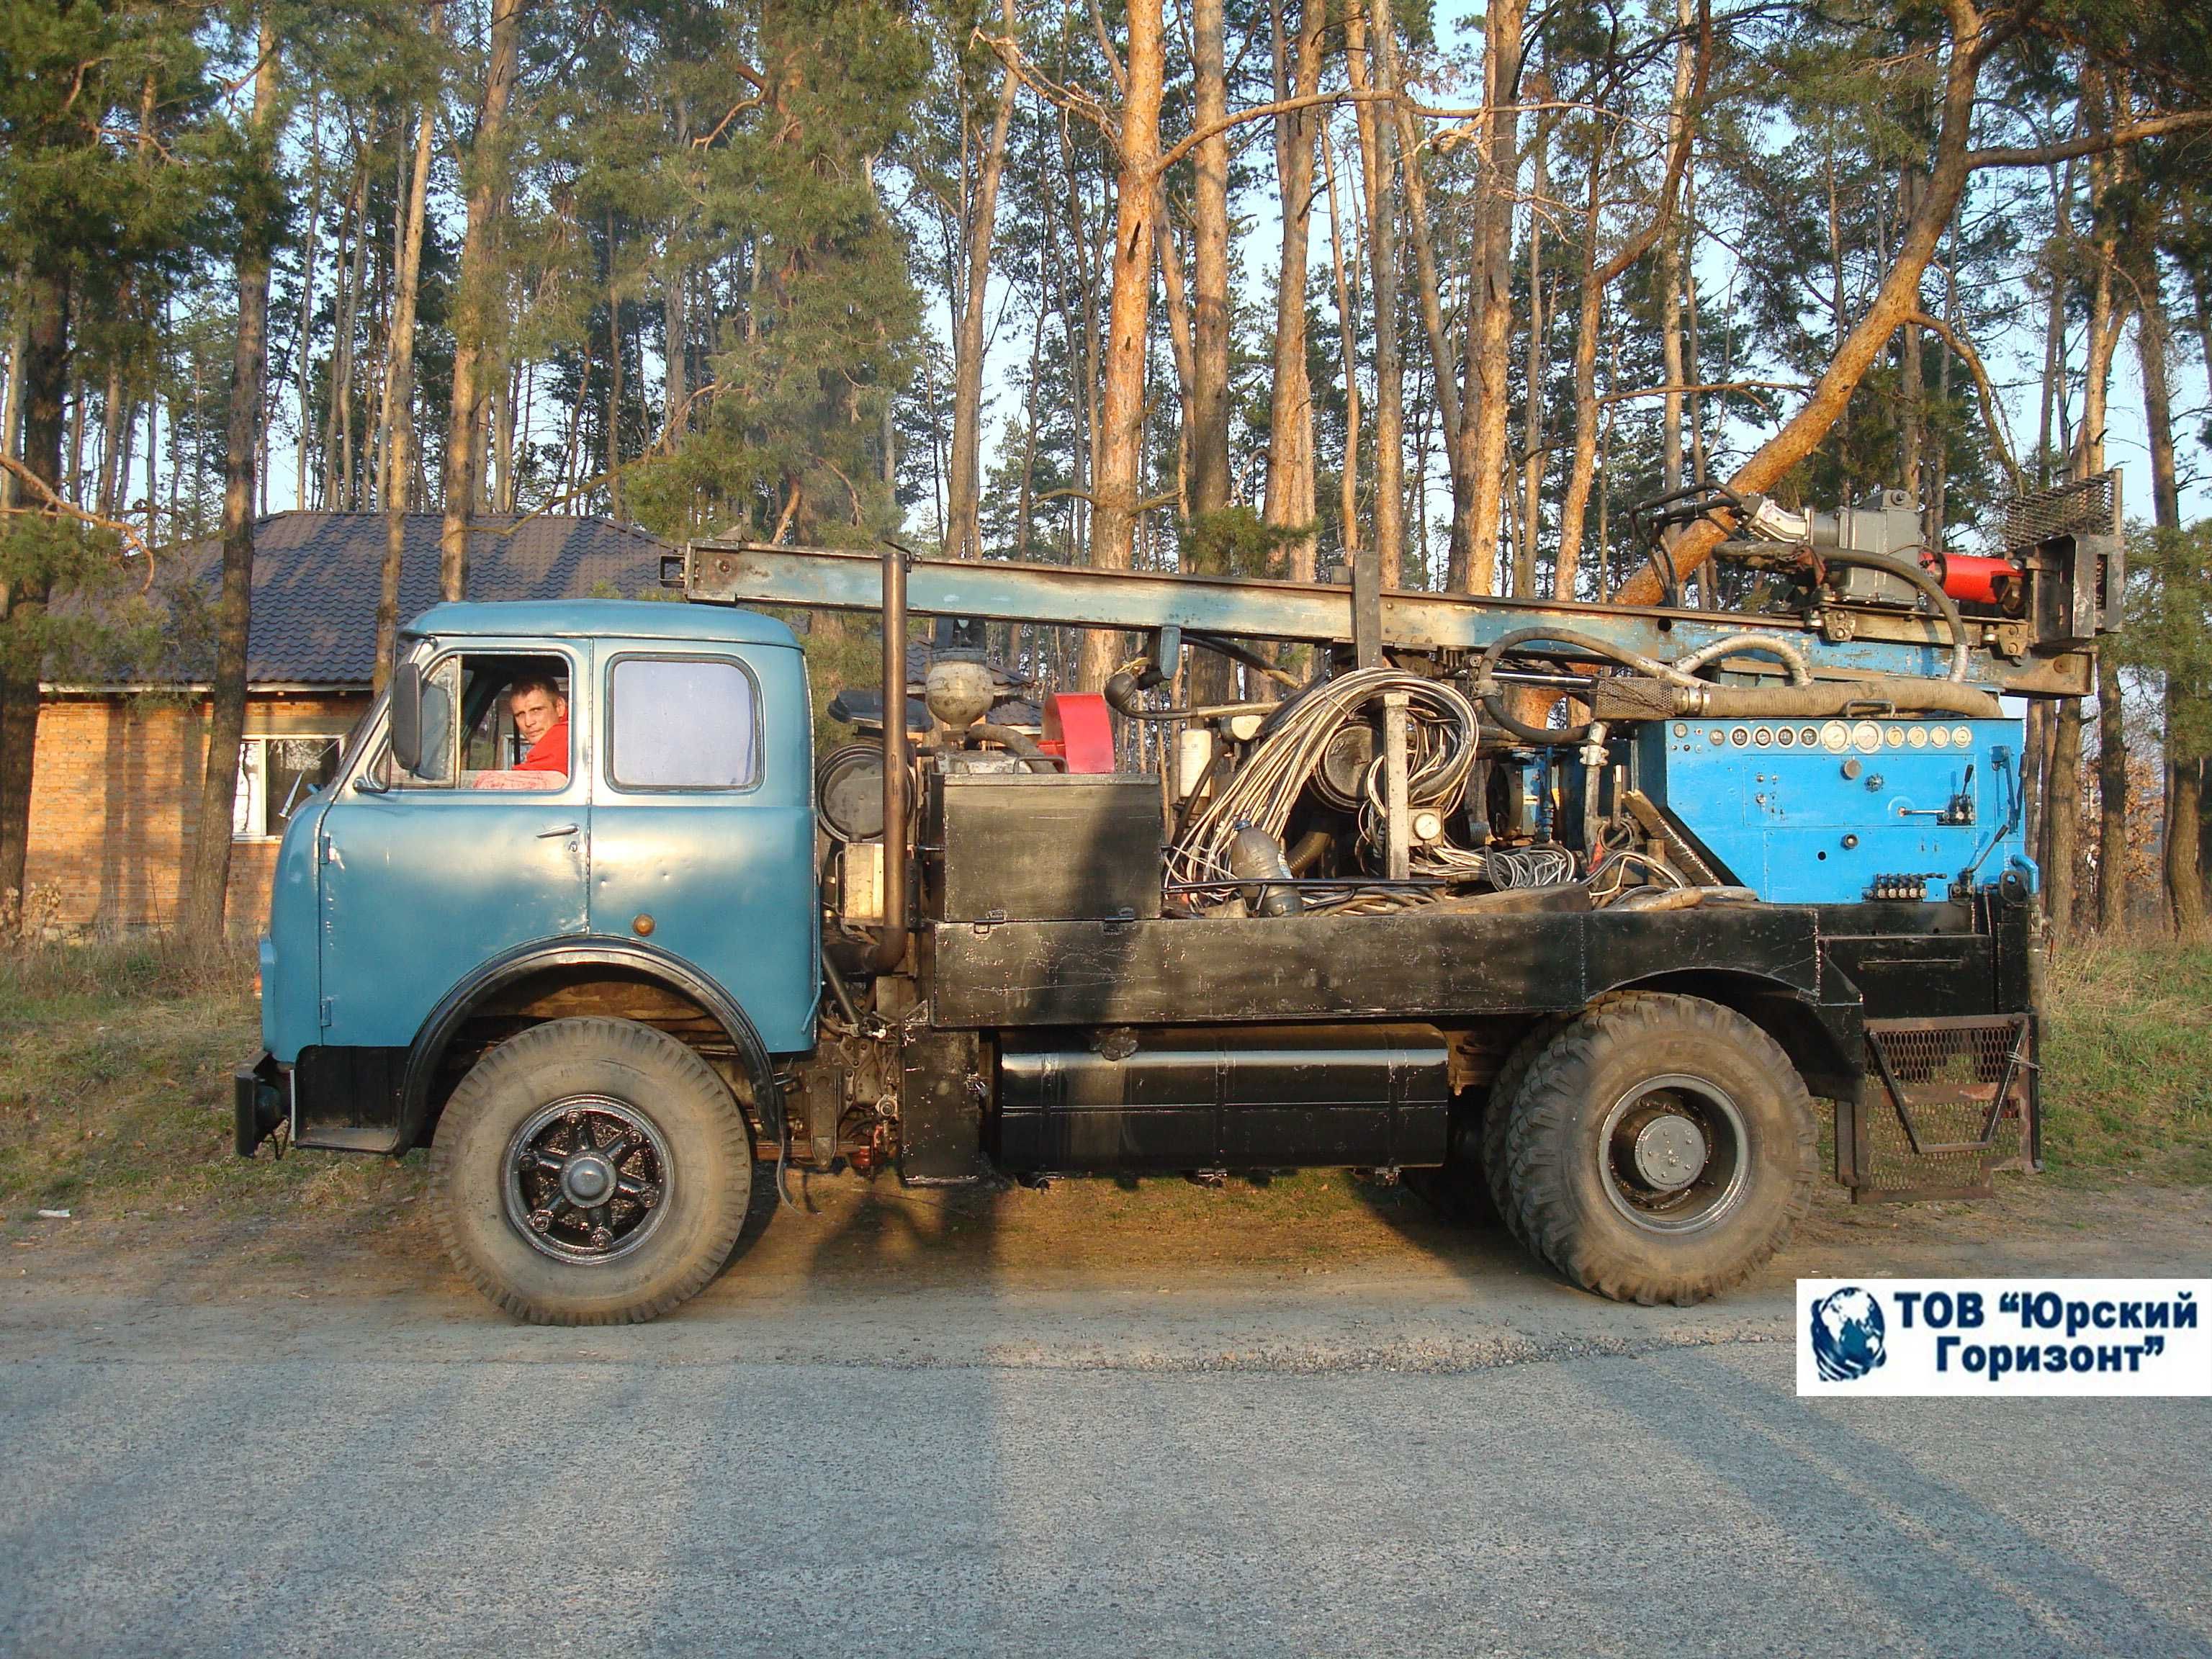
[385, 656, 463, 788]
[608, 657, 757, 790]
[380, 654, 573, 791]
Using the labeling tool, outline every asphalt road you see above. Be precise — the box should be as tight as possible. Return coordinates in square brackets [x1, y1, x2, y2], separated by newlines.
[5, 1255, 2211, 1658]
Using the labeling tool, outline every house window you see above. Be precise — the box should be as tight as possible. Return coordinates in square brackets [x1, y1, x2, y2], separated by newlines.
[235, 735, 345, 841]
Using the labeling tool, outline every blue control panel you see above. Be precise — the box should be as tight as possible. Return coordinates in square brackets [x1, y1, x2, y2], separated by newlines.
[1632, 716, 2034, 904]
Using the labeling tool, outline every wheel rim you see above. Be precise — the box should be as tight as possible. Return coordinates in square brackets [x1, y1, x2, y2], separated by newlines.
[503, 1095, 673, 1264]
[1596, 1073, 1749, 1235]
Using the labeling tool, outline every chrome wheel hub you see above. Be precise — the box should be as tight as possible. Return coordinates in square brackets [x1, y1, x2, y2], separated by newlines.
[503, 1097, 673, 1264]
[1599, 1075, 1748, 1236]
[1631, 1114, 1707, 1192]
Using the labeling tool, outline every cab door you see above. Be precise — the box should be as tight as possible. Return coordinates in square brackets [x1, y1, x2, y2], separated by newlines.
[585, 643, 818, 1053]
[315, 644, 593, 1059]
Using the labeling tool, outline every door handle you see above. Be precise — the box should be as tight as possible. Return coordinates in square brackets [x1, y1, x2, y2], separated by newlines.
[536, 822, 580, 838]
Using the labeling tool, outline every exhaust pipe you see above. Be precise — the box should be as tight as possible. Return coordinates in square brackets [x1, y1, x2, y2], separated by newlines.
[873, 542, 909, 974]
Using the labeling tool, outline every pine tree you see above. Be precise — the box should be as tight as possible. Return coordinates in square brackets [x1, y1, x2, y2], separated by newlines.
[0, 2, 212, 927]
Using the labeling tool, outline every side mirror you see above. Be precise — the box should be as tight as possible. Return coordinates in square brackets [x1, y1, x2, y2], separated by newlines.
[390, 662, 424, 773]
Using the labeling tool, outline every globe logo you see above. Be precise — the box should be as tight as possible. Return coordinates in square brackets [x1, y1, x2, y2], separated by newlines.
[1810, 1287, 1888, 1381]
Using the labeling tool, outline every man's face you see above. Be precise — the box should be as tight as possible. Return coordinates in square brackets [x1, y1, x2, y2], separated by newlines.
[511, 686, 565, 745]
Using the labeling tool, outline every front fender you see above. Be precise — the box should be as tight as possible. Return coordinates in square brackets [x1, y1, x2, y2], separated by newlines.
[397, 936, 787, 1150]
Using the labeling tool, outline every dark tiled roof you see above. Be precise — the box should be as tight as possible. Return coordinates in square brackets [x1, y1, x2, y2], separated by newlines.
[149, 512, 672, 685]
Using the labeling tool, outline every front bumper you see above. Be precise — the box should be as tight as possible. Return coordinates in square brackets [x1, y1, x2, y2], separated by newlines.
[234, 1054, 288, 1157]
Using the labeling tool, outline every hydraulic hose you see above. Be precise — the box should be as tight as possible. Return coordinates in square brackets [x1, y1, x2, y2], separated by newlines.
[1474, 627, 1668, 746]
[970, 722, 1061, 773]
[1814, 549, 1970, 683]
[1676, 678, 2001, 721]
[1588, 673, 2002, 722]
[1668, 632, 1812, 685]
[1103, 670, 1281, 724]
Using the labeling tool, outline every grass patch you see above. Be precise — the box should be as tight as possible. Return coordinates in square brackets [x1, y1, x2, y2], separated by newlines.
[0, 937, 421, 1234]
[2041, 933, 2212, 1184]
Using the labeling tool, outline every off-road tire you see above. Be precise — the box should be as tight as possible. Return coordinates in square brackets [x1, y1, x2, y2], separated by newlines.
[429, 1017, 754, 1325]
[1500, 994, 1815, 1305]
[1475, 1015, 1573, 1237]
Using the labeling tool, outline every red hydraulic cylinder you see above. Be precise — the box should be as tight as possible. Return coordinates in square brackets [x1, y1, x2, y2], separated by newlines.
[1925, 549, 2024, 613]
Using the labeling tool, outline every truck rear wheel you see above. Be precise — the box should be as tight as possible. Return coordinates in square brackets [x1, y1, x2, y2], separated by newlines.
[428, 1017, 755, 1325]
[1476, 1017, 1571, 1238]
[1497, 994, 1814, 1305]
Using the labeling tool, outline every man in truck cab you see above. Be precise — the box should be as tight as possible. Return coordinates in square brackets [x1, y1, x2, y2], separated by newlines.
[473, 674, 568, 790]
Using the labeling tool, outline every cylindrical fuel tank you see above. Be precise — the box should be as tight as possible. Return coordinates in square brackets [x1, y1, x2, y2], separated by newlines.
[990, 1025, 1449, 1174]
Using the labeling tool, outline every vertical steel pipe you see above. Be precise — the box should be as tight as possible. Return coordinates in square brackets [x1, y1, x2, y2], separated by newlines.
[873, 544, 910, 973]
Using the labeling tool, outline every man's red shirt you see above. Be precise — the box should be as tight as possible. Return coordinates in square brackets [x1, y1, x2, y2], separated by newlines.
[521, 716, 570, 777]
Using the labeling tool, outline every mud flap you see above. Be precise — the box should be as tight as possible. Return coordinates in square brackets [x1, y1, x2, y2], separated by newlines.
[1838, 1014, 2038, 1202]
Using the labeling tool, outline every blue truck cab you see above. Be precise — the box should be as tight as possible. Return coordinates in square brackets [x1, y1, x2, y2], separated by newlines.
[247, 600, 818, 1166]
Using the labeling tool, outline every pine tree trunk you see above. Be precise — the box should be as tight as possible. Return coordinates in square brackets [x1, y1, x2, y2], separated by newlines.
[331, 158, 369, 509]
[1684, 164, 1708, 488]
[1655, 187, 1691, 591]
[1016, 302, 1043, 559]
[945, 0, 1018, 561]
[1188, 0, 1232, 533]
[374, 42, 441, 694]
[495, 356, 520, 513]
[1898, 166, 1925, 509]
[606, 212, 625, 521]
[1262, 0, 1325, 586]
[184, 19, 279, 943]
[1172, 0, 1239, 696]
[440, 0, 521, 602]
[2056, 112, 2126, 943]
[661, 112, 689, 487]
[1552, 138, 1604, 600]
[1460, 0, 1524, 593]
[295, 91, 323, 511]
[1154, 200, 1197, 518]
[1077, 0, 1164, 691]
[1658, 67, 1686, 493]
[1516, 111, 1546, 598]
[2048, 704, 2084, 940]
[0, 293, 24, 518]
[2036, 159, 2074, 482]
[2138, 276, 2200, 929]
[663, 251, 687, 446]
[0, 269, 69, 927]
[1382, 14, 1464, 589]
[1321, 123, 1362, 572]
[1932, 248, 1955, 542]
[1345, 1, 1404, 587]
[66, 373, 85, 506]
[2097, 648, 2127, 930]
[95, 359, 125, 515]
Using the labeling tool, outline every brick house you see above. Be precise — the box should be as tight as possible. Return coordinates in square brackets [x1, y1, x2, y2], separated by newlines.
[26, 512, 670, 934]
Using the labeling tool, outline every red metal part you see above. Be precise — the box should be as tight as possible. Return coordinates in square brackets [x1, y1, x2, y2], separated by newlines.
[1041, 692, 1117, 773]
[1930, 550, 2023, 612]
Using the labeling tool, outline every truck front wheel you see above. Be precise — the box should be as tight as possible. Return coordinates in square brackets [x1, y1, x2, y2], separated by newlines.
[428, 1017, 755, 1325]
[1497, 994, 1814, 1305]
